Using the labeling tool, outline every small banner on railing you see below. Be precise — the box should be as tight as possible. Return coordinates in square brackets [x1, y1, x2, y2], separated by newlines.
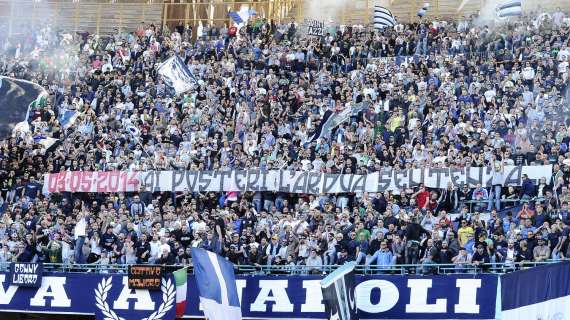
[9, 262, 43, 288]
[128, 265, 163, 290]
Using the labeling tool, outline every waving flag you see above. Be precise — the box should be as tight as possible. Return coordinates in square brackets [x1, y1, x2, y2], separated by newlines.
[373, 6, 396, 30]
[228, 11, 244, 24]
[496, 0, 522, 18]
[321, 262, 359, 320]
[173, 267, 188, 318]
[309, 101, 371, 142]
[191, 248, 242, 320]
[157, 56, 197, 96]
[125, 124, 141, 137]
[418, 2, 430, 18]
[36, 136, 59, 153]
[58, 109, 79, 129]
[229, 8, 257, 26]
[0, 76, 47, 139]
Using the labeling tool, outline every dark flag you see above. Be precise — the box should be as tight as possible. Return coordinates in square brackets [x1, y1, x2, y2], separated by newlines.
[0, 76, 47, 139]
[321, 262, 358, 320]
[309, 101, 371, 143]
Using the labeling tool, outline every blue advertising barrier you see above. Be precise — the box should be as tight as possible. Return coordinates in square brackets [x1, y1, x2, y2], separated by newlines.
[0, 271, 499, 320]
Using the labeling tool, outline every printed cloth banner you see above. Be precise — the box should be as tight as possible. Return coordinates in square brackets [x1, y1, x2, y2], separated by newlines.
[306, 19, 326, 37]
[43, 165, 553, 194]
[0, 272, 498, 319]
[9, 262, 43, 288]
[501, 261, 570, 320]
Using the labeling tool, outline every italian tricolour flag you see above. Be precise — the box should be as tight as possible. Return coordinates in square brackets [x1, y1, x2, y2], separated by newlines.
[173, 267, 188, 318]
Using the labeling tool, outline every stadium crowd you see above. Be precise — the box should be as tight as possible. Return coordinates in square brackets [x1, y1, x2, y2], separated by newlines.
[1, 8, 570, 274]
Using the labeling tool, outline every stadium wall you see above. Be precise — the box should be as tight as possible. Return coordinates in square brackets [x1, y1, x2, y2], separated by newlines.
[0, 271, 499, 319]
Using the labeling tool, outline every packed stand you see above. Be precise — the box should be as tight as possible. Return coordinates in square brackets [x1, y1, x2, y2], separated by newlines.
[1, 10, 570, 274]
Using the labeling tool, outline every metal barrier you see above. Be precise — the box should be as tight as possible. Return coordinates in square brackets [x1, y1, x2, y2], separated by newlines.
[2, 260, 564, 275]
[461, 197, 548, 214]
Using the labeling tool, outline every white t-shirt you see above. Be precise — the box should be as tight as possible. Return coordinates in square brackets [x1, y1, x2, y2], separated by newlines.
[522, 67, 535, 80]
[150, 240, 160, 259]
[558, 61, 569, 74]
[74, 218, 86, 239]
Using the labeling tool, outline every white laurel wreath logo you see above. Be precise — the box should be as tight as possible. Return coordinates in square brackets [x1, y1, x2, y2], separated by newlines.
[94, 277, 125, 320]
[94, 277, 176, 320]
[142, 278, 176, 320]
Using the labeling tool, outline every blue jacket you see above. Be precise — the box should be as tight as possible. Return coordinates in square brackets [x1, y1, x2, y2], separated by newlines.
[520, 179, 535, 197]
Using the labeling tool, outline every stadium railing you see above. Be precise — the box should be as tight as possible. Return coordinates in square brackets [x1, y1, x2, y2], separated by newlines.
[461, 198, 547, 211]
[0, 260, 564, 275]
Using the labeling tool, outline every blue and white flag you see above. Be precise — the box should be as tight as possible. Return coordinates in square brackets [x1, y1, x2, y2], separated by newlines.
[228, 11, 244, 24]
[501, 261, 570, 320]
[58, 109, 79, 129]
[191, 248, 242, 320]
[496, 0, 522, 18]
[373, 6, 396, 30]
[229, 8, 256, 26]
[418, 2, 430, 18]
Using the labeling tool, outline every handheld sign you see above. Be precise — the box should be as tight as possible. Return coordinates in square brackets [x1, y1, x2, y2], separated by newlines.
[128, 265, 163, 290]
[9, 262, 43, 287]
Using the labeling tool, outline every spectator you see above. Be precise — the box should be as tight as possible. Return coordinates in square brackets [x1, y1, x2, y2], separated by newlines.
[306, 249, 323, 274]
[156, 247, 175, 265]
[517, 203, 536, 220]
[458, 220, 475, 247]
[367, 240, 394, 272]
[73, 212, 87, 264]
[452, 248, 470, 272]
[471, 244, 490, 271]
[533, 236, 551, 262]
[0, 12, 569, 275]
[419, 238, 439, 274]
[520, 174, 536, 200]
[472, 184, 489, 212]
[516, 240, 533, 262]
